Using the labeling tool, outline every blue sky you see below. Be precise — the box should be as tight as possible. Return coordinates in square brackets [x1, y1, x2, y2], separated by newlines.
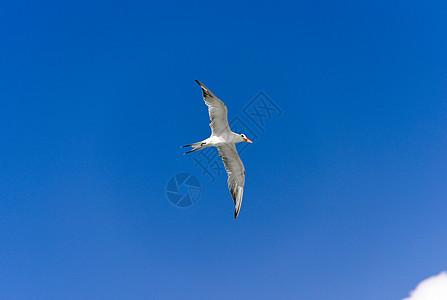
[1, 0, 446, 299]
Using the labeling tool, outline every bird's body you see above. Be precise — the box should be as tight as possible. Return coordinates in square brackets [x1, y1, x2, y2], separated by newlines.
[182, 80, 252, 218]
[183, 132, 245, 152]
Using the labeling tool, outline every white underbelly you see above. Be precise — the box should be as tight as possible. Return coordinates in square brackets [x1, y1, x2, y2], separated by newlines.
[207, 136, 227, 146]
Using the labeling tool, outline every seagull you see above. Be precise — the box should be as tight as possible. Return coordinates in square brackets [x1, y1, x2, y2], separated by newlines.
[181, 80, 253, 218]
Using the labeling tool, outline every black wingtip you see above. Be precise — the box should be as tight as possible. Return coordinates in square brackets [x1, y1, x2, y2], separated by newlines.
[181, 144, 192, 148]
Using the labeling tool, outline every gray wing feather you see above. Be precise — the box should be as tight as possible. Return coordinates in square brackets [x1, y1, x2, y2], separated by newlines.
[195, 80, 230, 135]
[217, 144, 245, 218]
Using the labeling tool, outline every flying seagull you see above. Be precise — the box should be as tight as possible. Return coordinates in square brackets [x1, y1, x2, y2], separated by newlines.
[182, 80, 253, 218]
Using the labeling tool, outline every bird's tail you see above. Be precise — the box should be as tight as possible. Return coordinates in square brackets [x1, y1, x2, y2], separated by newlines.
[181, 141, 207, 154]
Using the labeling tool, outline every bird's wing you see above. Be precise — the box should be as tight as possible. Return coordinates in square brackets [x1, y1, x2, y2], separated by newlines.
[195, 80, 230, 136]
[217, 144, 246, 218]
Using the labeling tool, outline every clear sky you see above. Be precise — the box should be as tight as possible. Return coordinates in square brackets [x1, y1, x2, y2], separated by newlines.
[1, 0, 446, 299]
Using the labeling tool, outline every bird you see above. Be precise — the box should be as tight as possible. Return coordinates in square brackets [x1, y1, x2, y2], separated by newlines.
[181, 80, 253, 218]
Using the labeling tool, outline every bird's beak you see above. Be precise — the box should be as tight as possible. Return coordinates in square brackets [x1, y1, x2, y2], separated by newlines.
[244, 138, 253, 143]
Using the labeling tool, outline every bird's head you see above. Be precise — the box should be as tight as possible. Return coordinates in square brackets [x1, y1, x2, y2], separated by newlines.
[239, 134, 253, 143]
